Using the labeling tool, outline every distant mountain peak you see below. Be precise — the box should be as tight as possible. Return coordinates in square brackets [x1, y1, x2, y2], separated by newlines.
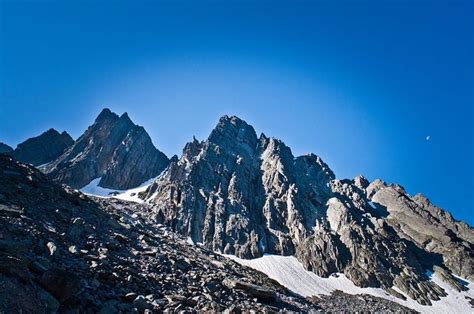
[9, 128, 74, 166]
[95, 107, 118, 122]
[0, 142, 13, 154]
[44, 108, 169, 190]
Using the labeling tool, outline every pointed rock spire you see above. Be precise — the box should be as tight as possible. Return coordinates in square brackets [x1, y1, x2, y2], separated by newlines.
[44, 109, 169, 189]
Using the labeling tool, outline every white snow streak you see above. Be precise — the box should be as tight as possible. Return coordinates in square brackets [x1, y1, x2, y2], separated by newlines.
[224, 254, 474, 314]
[80, 176, 157, 203]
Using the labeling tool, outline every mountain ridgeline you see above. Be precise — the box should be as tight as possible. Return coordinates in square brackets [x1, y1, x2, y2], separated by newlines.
[33, 109, 168, 190]
[143, 115, 473, 305]
[2, 129, 74, 166]
[1, 110, 472, 309]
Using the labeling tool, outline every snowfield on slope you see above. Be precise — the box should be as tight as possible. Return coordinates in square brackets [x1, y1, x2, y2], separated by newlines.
[80, 177, 156, 203]
[225, 254, 474, 314]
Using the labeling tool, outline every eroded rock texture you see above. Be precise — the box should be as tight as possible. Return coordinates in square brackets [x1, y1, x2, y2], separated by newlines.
[145, 115, 473, 305]
[43, 109, 169, 190]
[368, 181, 474, 282]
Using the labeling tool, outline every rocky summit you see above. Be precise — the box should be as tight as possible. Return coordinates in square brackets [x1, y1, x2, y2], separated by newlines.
[7, 128, 74, 166]
[144, 115, 473, 306]
[43, 109, 169, 190]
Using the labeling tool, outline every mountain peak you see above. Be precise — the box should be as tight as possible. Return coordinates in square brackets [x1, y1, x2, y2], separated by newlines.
[120, 112, 131, 120]
[95, 108, 118, 122]
[0, 142, 13, 154]
[45, 109, 169, 190]
[209, 115, 258, 148]
[10, 128, 74, 166]
[44, 128, 60, 135]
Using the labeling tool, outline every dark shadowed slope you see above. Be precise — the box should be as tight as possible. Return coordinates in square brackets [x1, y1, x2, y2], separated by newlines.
[10, 129, 74, 166]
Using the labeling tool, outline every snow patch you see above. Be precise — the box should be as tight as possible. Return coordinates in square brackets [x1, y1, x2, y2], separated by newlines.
[80, 176, 157, 203]
[224, 254, 474, 314]
[80, 178, 114, 197]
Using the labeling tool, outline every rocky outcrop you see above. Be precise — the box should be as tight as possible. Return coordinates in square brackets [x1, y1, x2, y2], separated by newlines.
[144, 116, 335, 258]
[368, 181, 474, 281]
[144, 115, 473, 305]
[0, 154, 416, 313]
[8, 129, 74, 166]
[0, 143, 13, 154]
[43, 109, 169, 190]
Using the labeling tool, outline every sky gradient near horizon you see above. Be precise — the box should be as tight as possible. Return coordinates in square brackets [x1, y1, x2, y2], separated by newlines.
[1, 0, 473, 224]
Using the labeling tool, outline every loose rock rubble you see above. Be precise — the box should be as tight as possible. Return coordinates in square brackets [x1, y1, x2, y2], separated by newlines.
[0, 155, 418, 312]
[310, 290, 416, 313]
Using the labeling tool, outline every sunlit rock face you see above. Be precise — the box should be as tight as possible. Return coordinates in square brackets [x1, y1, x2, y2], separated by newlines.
[370, 183, 474, 281]
[144, 115, 334, 258]
[144, 115, 473, 305]
[43, 109, 169, 190]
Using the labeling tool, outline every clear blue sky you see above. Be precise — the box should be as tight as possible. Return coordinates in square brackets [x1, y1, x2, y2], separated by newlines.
[0, 0, 473, 224]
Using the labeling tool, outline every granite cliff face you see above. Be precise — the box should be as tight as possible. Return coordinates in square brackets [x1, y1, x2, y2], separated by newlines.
[144, 115, 473, 305]
[43, 109, 169, 190]
[8, 129, 73, 166]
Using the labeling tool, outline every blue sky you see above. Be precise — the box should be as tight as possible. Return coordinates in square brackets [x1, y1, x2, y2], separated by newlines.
[0, 0, 473, 224]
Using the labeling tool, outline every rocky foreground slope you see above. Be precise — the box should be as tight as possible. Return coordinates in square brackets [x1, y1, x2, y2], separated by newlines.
[0, 155, 416, 312]
[43, 109, 169, 190]
[143, 115, 473, 306]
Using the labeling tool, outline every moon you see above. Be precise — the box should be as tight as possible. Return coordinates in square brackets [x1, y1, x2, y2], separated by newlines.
[426, 135, 431, 141]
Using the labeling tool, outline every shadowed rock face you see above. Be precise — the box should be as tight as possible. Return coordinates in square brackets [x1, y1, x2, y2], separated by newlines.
[144, 115, 474, 305]
[0, 143, 13, 154]
[9, 129, 73, 166]
[43, 109, 169, 190]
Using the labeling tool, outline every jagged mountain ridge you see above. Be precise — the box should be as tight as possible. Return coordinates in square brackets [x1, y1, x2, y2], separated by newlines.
[43, 109, 169, 190]
[1, 111, 472, 310]
[143, 115, 473, 305]
[2, 129, 74, 166]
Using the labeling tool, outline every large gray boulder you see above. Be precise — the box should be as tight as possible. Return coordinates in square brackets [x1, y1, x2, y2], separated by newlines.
[43, 109, 169, 190]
